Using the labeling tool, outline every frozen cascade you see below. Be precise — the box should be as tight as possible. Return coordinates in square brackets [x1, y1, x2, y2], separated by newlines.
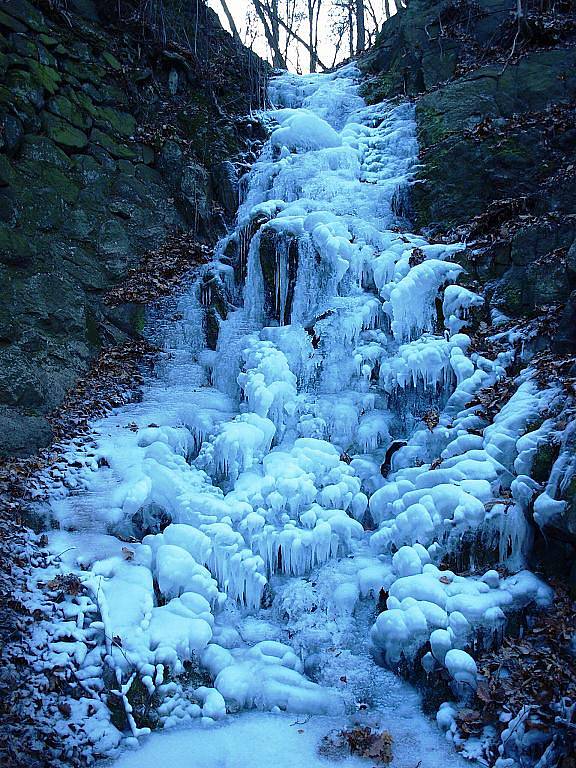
[32, 65, 554, 764]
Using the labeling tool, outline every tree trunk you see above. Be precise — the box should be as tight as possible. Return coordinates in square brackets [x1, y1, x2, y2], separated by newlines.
[348, 2, 354, 57]
[270, 0, 282, 65]
[307, 0, 316, 72]
[218, 0, 241, 41]
[355, 0, 365, 52]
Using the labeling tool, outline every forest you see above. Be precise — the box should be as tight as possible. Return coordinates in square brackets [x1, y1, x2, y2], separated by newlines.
[0, 0, 574, 767]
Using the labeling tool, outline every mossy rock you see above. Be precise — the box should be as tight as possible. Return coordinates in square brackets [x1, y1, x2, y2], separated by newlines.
[18, 159, 80, 204]
[62, 58, 106, 84]
[0, 225, 33, 265]
[38, 34, 60, 48]
[92, 106, 136, 138]
[6, 69, 44, 109]
[492, 261, 570, 316]
[531, 441, 561, 485]
[0, 83, 39, 129]
[135, 163, 162, 186]
[73, 88, 96, 114]
[47, 93, 93, 131]
[26, 60, 61, 94]
[102, 51, 122, 71]
[141, 144, 155, 165]
[42, 112, 88, 148]
[360, 72, 400, 104]
[90, 127, 137, 159]
[72, 152, 110, 183]
[80, 81, 127, 105]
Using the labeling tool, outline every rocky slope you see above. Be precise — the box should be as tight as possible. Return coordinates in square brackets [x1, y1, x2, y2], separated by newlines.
[360, 0, 576, 590]
[0, 0, 267, 456]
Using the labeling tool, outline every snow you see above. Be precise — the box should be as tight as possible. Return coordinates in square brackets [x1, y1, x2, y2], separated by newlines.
[111, 711, 465, 768]
[27, 63, 556, 767]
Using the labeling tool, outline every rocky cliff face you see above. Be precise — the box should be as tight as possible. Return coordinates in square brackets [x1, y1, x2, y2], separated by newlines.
[360, 0, 576, 585]
[0, 0, 266, 456]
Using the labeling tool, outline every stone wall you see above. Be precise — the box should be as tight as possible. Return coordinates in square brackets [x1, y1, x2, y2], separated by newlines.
[0, 0, 266, 455]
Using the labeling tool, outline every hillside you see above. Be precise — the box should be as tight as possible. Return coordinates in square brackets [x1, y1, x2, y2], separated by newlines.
[0, 0, 267, 456]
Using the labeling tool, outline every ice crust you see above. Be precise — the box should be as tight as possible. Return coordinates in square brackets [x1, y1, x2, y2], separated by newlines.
[31, 65, 555, 762]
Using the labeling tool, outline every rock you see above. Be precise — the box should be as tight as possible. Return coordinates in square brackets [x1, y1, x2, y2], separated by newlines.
[42, 112, 88, 148]
[47, 93, 92, 130]
[0, 225, 34, 265]
[102, 51, 122, 71]
[180, 162, 211, 227]
[157, 139, 184, 187]
[97, 218, 132, 277]
[553, 291, 576, 353]
[566, 239, 576, 277]
[0, 407, 53, 456]
[0, 350, 46, 407]
[2, 0, 49, 33]
[212, 160, 238, 217]
[90, 127, 136, 159]
[0, 9, 27, 34]
[168, 68, 179, 96]
[0, 113, 24, 155]
[20, 134, 72, 168]
[510, 223, 575, 267]
[11, 33, 38, 59]
[92, 106, 136, 138]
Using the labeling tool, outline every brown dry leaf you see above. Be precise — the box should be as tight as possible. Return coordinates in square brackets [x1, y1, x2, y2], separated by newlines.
[408, 247, 426, 268]
[364, 732, 393, 763]
[422, 409, 439, 431]
[475, 681, 492, 703]
[45, 574, 83, 596]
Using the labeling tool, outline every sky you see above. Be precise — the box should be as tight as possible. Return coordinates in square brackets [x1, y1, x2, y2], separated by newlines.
[206, 0, 393, 72]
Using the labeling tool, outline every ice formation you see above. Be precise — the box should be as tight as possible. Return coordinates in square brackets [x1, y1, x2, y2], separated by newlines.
[30, 64, 556, 764]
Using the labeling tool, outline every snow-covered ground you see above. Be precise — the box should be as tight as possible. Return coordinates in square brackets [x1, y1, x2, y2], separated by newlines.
[30, 66, 557, 765]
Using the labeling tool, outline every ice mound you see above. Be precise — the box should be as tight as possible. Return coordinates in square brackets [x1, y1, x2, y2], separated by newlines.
[371, 559, 550, 679]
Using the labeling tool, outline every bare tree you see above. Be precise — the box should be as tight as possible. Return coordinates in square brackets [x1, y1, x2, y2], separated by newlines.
[252, 0, 288, 67]
[237, 0, 392, 71]
[250, 0, 330, 69]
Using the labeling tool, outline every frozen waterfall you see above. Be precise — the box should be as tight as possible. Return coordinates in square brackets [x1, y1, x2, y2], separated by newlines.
[31, 65, 554, 765]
